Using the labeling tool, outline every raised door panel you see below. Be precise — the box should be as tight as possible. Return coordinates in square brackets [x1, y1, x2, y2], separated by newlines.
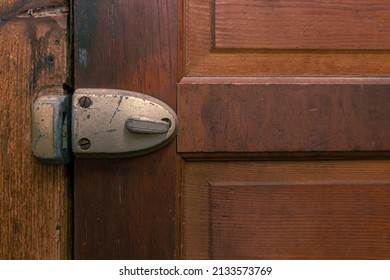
[178, 79, 390, 153]
[215, 0, 390, 50]
[183, 161, 390, 259]
[184, 0, 390, 76]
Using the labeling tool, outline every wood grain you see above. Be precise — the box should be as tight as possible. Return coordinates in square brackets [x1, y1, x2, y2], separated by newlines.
[212, 182, 390, 259]
[183, 161, 390, 259]
[0, 0, 70, 259]
[184, 0, 390, 76]
[178, 78, 390, 153]
[215, 0, 390, 50]
[74, 0, 179, 259]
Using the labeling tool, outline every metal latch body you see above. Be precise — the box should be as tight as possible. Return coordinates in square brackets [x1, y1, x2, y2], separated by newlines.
[32, 95, 71, 164]
[32, 88, 178, 164]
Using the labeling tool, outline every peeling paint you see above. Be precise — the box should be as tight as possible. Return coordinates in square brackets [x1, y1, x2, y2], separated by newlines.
[16, 4, 68, 29]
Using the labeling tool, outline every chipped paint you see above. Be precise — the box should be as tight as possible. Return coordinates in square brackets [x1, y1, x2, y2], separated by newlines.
[16, 4, 68, 29]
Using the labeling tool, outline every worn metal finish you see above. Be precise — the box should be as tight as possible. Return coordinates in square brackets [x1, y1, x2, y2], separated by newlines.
[31, 95, 71, 164]
[32, 88, 178, 163]
[72, 88, 178, 158]
[125, 116, 171, 134]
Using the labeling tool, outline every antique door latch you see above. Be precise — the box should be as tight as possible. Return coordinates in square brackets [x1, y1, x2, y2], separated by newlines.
[32, 88, 178, 164]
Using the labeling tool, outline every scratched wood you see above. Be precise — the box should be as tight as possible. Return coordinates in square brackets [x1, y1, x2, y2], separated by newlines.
[0, 0, 70, 259]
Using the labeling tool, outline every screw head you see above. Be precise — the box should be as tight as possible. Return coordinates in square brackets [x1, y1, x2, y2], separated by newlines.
[78, 96, 92, 108]
[78, 138, 91, 150]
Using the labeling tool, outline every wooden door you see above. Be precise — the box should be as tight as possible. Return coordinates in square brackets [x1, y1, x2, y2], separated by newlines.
[74, 0, 179, 259]
[0, 0, 70, 259]
[74, 0, 390, 259]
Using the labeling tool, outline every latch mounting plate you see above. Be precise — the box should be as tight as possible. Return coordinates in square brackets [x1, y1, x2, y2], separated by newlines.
[32, 88, 178, 163]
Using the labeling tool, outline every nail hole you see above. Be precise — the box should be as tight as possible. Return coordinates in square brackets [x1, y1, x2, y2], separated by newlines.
[46, 54, 55, 68]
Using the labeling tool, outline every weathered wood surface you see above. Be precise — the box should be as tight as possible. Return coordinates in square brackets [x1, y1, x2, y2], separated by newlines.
[0, 0, 70, 259]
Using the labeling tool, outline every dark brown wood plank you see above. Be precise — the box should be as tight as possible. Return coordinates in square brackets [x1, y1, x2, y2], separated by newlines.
[74, 0, 179, 259]
[183, 161, 390, 259]
[215, 0, 390, 50]
[0, 0, 70, 259]
[212, 182, 390, 259]
[178, 78, 390, 153]
[184, 0, 390, 76]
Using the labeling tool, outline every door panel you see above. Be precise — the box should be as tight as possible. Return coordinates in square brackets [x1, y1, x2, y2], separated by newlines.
[183, 161, 390, 259]
[178, 79, 390, 152]
[180, 0, 390, 260]
[185, 0, 390, 76]
[215, 0, 390, 50]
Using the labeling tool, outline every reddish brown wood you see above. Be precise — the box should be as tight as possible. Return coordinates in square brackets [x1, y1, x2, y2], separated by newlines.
[74, 0, 179, 259]
[0, 0, 70, 259]
[180, 0, 390, 261]
[215, 0, 390, 50]
[212, 182, 390, 259]
[183, 161, 390, 259]
[184, 0, 390, 76]
[178, 78, 390, 153]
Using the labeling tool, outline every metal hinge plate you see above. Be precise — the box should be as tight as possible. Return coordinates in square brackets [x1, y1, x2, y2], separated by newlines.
[32, 88, 178, 164]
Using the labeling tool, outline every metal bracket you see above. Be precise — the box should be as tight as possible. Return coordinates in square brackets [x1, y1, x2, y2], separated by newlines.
[32, 88, 178, 163]
[31, 95, 71, 164]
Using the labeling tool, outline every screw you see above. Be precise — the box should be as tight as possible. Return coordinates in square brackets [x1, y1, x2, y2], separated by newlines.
[78, 96, 92, 108]
[78, 138, 91, 150]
